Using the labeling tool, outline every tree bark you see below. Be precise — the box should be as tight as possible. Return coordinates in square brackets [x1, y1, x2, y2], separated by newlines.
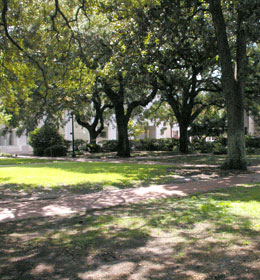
[103, 76, 157, 157]
[115, 105, 130, 157]
[209, 0, 247, 170]
[88, 128, 98, 145]
[179, 121, 189, 154]
[166, 93, 191, 153]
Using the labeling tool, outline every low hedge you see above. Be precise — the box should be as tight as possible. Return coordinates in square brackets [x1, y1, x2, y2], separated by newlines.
[99, 138, 179, 152]
[44, 145, 67, 157]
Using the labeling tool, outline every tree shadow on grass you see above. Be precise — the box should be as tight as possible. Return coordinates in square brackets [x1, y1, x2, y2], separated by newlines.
[1, 186, 260, 279]
[0, 214, 150, 280]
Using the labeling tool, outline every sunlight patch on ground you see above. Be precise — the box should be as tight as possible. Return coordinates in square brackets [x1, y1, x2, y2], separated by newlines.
[78, 262, 136, 280]
[30, 263, 55, 275]
[134, 184, 187, 197]
[0, 208, 15, 221]
[43, 205, 77, 216]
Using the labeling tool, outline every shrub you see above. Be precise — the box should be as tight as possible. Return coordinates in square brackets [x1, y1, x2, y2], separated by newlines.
[72, 139, 87, 151]
[199, 142, 215, 153]
[131, 138, 178, 151]
[190, 136, 227, 154]
[246, 135, 260, 148]
[216, 136, 227, 146]
[0, 152, 12, 157]
[190, 140, 215, 153]
[28, 124, 68, 157]
[139, 139, 159, 151]
[86, 143, 102, 153]
[213, 143, 227, 154]
[44, 145, 68, 157]
[99, 140, 118, 152]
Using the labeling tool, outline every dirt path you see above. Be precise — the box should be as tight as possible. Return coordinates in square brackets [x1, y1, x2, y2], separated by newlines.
[1, 165, 260, 223]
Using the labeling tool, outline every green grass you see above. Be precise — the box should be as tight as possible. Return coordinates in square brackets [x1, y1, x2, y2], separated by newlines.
[2, 185, 260, 279]
[39, 185, 260, 260]
[0, 161, 176, 192]
[38, 185, 260, 260]
[15, 185, 260, 253]
[0, 157, 57, 165]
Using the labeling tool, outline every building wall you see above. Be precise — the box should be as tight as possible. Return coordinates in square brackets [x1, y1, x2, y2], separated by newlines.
[244, 112, 258, 136]
[0, 127, 33, 154]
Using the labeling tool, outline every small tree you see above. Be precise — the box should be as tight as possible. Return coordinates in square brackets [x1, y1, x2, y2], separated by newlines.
[28, 124, 68, 156]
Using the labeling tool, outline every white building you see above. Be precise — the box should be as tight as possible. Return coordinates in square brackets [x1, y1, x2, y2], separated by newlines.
[0, 129, 32, 154]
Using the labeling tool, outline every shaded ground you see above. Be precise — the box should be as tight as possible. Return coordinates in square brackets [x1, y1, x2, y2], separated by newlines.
[1, 186, 260, 280]
[1, 154, 260, 279]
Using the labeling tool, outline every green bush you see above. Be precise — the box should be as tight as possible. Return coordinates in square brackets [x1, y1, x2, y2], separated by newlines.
[86, 143, 102, 153]
[136, 139, 159, 151]
[199, 142, 215, 153]
[73, 139, 86, 151]
[213, 143, 227, 154]
[28, 124, 68, 157]
[190, 139, 215, 153]
[100, 138, 179, 153]
[246, 135, 260, 148]
[190, 136, 227, 154]
[0, 152, 12, 157]
[216, 136, 227, 146]
[131, 138, 178, 151]
[99, 140, 118, 152]
[44, 145, 68, 157]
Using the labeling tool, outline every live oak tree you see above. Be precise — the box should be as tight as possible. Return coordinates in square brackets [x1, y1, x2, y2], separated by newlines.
[142, 101, 178, 139]
[2, 0, 260, 165]
[189, 108, 227, 141]
[73, 81, 113, 146]
[130, 0, 220, 153]
[206, 0, 260, 169]
[49, 0, 159, 157]
[244, 45, 260, 126]
[0, 0, 112, 142]
[101, 74, 158, 157]
[0, 0, 70, 133]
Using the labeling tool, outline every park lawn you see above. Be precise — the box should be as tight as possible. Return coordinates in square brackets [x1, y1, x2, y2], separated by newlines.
[0, 157, 58, 165]
[0, 161, 176, 192]
[1, 185, 260, 279]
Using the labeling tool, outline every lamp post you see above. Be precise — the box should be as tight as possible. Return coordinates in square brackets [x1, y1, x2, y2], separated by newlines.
[71, 112, 76, 158]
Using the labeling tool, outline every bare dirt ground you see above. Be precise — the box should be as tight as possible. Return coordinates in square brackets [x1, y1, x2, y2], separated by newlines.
[1, 157, 260, 280]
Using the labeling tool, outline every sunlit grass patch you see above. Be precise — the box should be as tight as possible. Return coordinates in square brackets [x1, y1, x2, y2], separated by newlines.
[0, 157, 57, 165]
[0, 161, 175, 191]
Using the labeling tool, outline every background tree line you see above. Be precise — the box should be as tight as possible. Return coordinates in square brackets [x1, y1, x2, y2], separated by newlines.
[0, 0, 260, 169]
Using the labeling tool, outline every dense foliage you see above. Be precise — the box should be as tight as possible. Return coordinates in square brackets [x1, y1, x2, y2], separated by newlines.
[28, 124, 68, 157]
[1, 0, 260, 168]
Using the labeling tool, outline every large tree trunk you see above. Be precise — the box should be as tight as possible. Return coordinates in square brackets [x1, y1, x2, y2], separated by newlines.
[209, 0, 247, 170]
[226, 82, 246, 169]
[179, 121, 189, 154]
[88, 128, 98, 145]
[115, 106, 130, 157]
